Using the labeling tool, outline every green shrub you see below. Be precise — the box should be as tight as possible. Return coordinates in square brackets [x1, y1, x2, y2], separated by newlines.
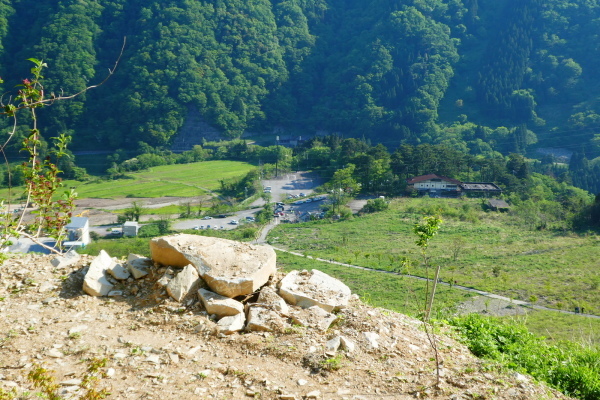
[450, 314, 600, 400]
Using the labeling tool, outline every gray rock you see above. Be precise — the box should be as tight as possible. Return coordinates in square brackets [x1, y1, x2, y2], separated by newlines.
[126, 254, 152, 279]
[217, 312, 245, 335]
[107, 262, 130, 280]
[289, 306, 337, 331]
[278, 269, 351, 312]
[326, 336, 341, 353]
[167, 264, 199, 302]
[364, 332, 380, 349]
[50, 250, 81, 269]
[198, 288, 244, 318]
[150, 234, 276, 297]
[82, 250, 114, 296]
[245, 305, 287, 332]
[340, 335, 355, 353]
[256, 286, 289, 314]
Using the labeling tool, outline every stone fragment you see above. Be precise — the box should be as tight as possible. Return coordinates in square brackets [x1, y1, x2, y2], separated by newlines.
[289, 306, 337, 331]
[126, 254, 152, 279]
[107, 261, 130, 280]
[217, 313, 246, 335]
[150, 234, 276, 297]
[340, 336, 355, 353]
[82, 250, 114, 296]
[326, 336, 341, 353]
[50, 250, 81, 269]
[198, 288, 244, 318]
[364, 332, 380, 349]
[278, 269, 351, 312]
[305, 391, 321, 399]
[59, 379, 82, 386]
[256, 286, 289, 314]
[245, 305, 287, 332]
[38, 281, 56, 293]
[47, 349, 63, 358]
[167, 265, 199, 302]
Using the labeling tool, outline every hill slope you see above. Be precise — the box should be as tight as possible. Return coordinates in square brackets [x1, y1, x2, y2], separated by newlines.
[0, 252, 573, 399]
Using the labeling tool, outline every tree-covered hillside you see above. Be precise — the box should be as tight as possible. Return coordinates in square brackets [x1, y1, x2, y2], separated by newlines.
[1, 0, 600, 188]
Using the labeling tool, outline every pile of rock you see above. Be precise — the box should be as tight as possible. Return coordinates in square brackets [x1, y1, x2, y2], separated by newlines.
[77, 234, 353, 336]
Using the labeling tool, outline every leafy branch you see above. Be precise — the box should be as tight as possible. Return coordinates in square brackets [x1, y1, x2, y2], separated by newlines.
[0, 39, 125, 256]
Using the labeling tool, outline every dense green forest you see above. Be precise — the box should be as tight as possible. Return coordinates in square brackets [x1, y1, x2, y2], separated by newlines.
[1, 0, 600, 191]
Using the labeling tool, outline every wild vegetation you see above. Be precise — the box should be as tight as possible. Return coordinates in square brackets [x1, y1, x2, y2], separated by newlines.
[269, 197, 600, 316]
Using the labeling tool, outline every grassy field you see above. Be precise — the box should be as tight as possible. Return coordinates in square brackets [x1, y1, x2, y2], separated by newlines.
[276, 250, 600, 344]
[0, 160, 256, 200]
[269, 197, 600, 316]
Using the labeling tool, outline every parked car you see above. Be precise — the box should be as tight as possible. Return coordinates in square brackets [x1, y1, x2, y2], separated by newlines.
[299, 192, 306, 197]
[246, 216, 255, 222]
[200, 225, 205, 229]
[229, 220, 239, 225]
[202, 216, 212, 220]
[206, 224, 211, 229]
[193, 225, 200, 230]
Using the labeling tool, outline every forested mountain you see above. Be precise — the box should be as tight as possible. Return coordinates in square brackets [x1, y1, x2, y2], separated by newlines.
[1, 0, 600, 188]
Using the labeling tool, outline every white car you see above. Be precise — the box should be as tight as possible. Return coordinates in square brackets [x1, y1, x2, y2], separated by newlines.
[202, 216, 212, 220]
[229, 220, 239, 225]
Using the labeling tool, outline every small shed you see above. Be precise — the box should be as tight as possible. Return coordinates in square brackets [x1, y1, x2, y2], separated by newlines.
[489, 199, 510, 212]
[65, 217, 91, 245]
[123, 221, 140, 237]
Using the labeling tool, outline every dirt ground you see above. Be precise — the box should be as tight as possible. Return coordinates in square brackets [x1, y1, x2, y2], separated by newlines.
[74, 197, 191, 226]
[0, 252, 573, 400]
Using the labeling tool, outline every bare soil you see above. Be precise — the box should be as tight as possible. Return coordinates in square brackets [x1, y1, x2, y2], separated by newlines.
[0, 252, 573, 400]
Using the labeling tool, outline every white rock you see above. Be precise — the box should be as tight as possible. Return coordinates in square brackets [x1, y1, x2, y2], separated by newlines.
[59, 379, 82, 386]
[150, 235, 276, 298]
[340, 336, 355, 353]
[107, 262, 130, 280]
[50, 250, 81, 269]
[47, 349, 63, 358]
[278, 269, 351, 312]
[82, 250, 114, 296]
[217, 313, 246, 335]
[67, 325, 88, 335]
[256, 286, 289, 314]
[245, 305, 286, 332]
[297, 379, 307, 386]
[289, 306, 337, 331]
[167, 264, 199, 302]
[126, 254, 152, 279]
[326, 336, 341, 353]
[306, 390, 321, 399]
[364, 332, 380, 349]
[198, 288, 244, 317]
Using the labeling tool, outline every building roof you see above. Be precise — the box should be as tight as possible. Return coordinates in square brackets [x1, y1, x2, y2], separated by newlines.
[65, 217, 89, 229]
[489, 199, 510, 209]
[460, 182, 502, 191]
[123, 221, 139, 227]
[406, 174, 462, 185]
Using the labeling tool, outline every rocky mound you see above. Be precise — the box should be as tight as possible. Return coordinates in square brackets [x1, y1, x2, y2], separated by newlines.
[0, 235, 574, 400]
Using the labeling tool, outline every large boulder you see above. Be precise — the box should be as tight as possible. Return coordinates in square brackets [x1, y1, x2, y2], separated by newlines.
[278, 270, 351, 312]
[150, 234, 276, 298]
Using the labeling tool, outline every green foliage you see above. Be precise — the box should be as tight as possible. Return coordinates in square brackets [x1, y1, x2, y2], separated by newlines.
[361, 197, 389, 213]
[450, 314, 600, 400]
